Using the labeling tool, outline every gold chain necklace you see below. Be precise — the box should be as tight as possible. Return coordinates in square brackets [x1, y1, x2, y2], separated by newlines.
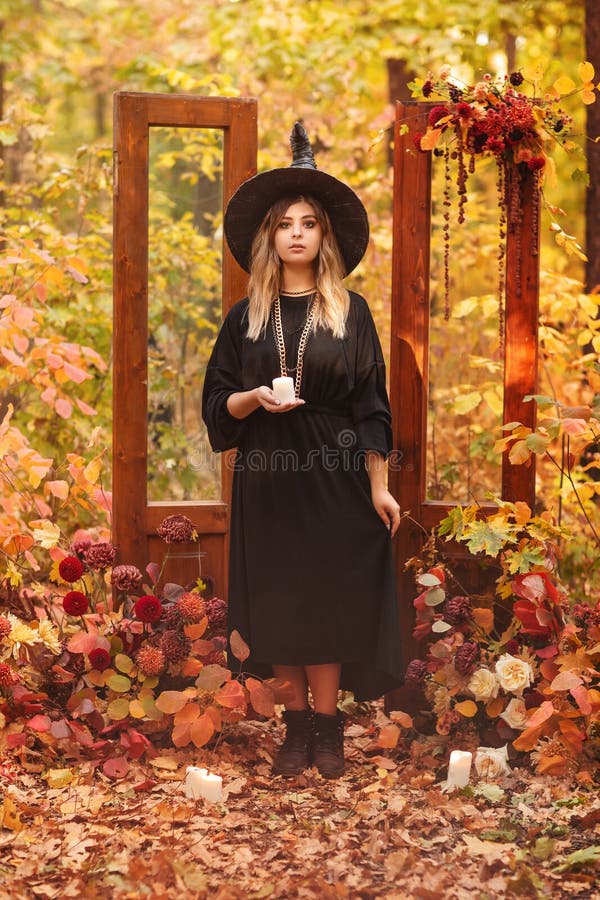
[280, 286, 317, 296]
[271, 296, 317, 399]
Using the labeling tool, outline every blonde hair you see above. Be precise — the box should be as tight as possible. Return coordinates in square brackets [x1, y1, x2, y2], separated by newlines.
[245, 195, 350, 341]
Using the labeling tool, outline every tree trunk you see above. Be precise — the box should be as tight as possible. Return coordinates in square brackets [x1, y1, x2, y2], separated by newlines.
[585, 0, 600, 294]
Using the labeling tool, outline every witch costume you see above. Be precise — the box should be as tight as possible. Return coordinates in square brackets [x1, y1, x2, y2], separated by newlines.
[202, 124, 403, 701]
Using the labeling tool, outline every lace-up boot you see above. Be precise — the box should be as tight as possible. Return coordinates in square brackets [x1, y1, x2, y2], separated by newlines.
[312, 711, 345, 779]
[272, 709, 313, 776]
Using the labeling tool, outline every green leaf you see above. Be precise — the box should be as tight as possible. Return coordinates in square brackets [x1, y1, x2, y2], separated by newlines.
[572, 168, 590, 186]
[107, 698, 130, 720]
[479, 827, 519, 842]
[554, 845, 600, 873]
[531, 837, 556, 861]
[474, 784, 505, 803]
[424, 587, 446, 606]
[106, 674, 131, 693]
[465, 520, 513, 556]
[525, 432, 550, 453]
[523, 394, 556, 409]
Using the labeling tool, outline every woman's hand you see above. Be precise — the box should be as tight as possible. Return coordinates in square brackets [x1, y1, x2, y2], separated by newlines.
[371, 487, 401, 537]
[254, 385, 306, 414]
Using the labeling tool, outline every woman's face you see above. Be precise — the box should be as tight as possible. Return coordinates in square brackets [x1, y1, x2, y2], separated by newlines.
[273, 200, 322, 267]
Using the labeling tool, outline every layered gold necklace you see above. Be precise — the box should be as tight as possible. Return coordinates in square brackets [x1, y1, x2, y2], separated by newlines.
[271, 294, 318, 399]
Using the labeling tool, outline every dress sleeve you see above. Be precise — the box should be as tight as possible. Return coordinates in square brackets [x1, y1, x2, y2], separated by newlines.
[350, 296, 393, 458]
[202, 305, 248, 452]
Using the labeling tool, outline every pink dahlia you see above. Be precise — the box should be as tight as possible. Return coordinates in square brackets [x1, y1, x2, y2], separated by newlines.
[84, 542, 117, 571]
[157, 514, 195, 544]
[110, 564, 143, 593]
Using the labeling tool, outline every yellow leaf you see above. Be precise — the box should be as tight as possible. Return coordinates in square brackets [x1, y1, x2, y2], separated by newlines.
[44, 768, 74, 788]
[83, 456, 103, 484]
[582, 90, 596, 105]
[472, 608, 494, 633]
[486, 697, 505, 718]
[0, 796, 23, 832]
[553, 75, 576, 94]
[128, 699, 147, 719]
[453, 391, 482, 416]
[578, 61, 595, 82]
[454, 700, 478, 717]
[29, 519, 62, 549]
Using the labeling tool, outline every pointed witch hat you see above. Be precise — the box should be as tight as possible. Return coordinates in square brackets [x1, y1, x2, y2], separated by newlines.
[223, 122, 369, 275]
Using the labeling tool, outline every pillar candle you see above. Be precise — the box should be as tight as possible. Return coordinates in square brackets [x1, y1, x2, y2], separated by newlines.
[185, 766, 208, 800]
[446, 750, 472, 789]
[272, 376, 295, 404]
[202, 772, 223, 803]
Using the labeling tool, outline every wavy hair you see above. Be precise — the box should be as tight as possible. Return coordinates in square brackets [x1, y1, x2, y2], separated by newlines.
[245, 195, 350, 341]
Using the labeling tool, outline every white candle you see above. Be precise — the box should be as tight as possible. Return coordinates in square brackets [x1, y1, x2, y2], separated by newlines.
[202, 772, 223, 803]
[446, 750, 472, 789]
[272, 376, 295, 404]
[185, 766, 208, 800]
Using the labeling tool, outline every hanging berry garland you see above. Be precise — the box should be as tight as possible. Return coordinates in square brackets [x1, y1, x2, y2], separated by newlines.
[411, 65, 593, 347]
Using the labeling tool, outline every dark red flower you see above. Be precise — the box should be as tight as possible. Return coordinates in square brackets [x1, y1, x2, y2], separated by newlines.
[504, 638, 520, 655]
[405, 659, 428, 685]
[486, 137, 505, 153]
[527, 156, 545, 171]
[456, 102, 472, 120]
[62, 591, 89, 616]
[422, 80, 434, 98]
[428, 105, 450, 128]
[509, 72, 524, 87]
[134, 595, 163, 624]
[412, 131, 427, 152]
[89, 647, 112, 671]
[59, 556, 85, 583]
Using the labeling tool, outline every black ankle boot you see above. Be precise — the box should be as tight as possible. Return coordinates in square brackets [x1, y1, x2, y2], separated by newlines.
[312, 711, 345, 779]
[272, 709, 313, 776]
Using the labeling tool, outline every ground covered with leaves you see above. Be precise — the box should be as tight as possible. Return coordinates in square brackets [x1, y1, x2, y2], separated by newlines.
[1, 705, 599, 900]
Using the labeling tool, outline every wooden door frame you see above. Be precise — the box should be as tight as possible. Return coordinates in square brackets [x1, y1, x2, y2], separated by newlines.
[112, 92, 257, 594]
[388, 101, 540, 682]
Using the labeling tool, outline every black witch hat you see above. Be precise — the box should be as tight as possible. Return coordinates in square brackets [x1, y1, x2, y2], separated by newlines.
[223, 122, 369, 275]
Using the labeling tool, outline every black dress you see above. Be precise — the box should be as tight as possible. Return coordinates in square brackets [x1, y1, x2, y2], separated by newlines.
[202, 291, 403, 700]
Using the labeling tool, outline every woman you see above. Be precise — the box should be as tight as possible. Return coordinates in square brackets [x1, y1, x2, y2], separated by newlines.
[202, 123, 403, 779]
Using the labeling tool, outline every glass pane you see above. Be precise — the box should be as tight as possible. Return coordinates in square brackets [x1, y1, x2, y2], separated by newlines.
[147, 127, 223, 502]
[427, 152, 504, 502]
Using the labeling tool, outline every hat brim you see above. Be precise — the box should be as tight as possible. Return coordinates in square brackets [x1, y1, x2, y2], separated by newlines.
[224, 168, 369, 275]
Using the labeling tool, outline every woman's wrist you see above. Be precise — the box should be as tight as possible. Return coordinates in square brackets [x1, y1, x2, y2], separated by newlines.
[227, 388, 260, 420]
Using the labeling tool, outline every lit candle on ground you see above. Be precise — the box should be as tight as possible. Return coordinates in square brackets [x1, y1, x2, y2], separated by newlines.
[185, 766, 208, 800]
[272, 376, 295, 404]
[446, 750, 472, 789]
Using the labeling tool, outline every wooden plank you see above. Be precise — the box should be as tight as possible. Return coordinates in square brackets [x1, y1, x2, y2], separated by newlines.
[388, 101, 432, 693]
[502, 166, 539, 506]
[113, 94, 150, 570]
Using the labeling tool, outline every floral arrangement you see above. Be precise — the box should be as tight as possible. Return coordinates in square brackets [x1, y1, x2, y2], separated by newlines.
[402, 499, 599, 779]
[408, 64, 597, 339]
[0, 513, 287, 777]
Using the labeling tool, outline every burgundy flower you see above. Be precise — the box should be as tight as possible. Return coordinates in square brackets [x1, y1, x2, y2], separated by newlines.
[89, 647, 112, 671]
[84, 542, 117, 571]
[70, 539, 92, 558]
[62, 591, 89, 616]
[503, 638, 520, 655]
[456, 102, 472, 120]
[428, 105, 450, 128]
[157, 514, 196, 544]
[0, 617, 11, 639]
[160, 630, 191, 663]
[405, 659, 428, 685]
[206, 596, 228, 633]
[59, 555, 85, 583]
[572, 603, 600, 629]
[509, 71, 524, 87]
[527, 156, 545, 171]
[486, 137, 505, 153]
[448, 86, 463, 103]
[110, 564, 143, 593]
[134, 595, 163, 624]
[412, 132, 427, 153]
[454, 641, 480, 676]
[444, 595, 473, 625]
[422, 80, 434, 98]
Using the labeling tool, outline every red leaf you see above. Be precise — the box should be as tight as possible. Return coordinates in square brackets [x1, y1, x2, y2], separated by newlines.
[133, 779, 157, 792]
[536, 644, 559, 659]
[229, 629, 250, 663]
[7, 734, 27, 748]
[26, 714, 51, 732]
[102, 757, 130, 780]
[571, 684, 593, 715]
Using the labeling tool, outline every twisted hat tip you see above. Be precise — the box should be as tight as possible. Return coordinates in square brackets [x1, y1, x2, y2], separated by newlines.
[290, 121, 317, 170]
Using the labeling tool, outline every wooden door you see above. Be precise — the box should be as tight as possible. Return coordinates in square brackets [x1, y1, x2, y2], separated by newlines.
[113, 93, 257, 596]
[387, 101, 540, 702]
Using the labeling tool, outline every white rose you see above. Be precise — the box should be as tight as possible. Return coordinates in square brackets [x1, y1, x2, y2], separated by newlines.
[495, 653, 534, 695]
[467, 668, 500, 702]
[499, 697, 528, 731]
[474, 744, 511, 779]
